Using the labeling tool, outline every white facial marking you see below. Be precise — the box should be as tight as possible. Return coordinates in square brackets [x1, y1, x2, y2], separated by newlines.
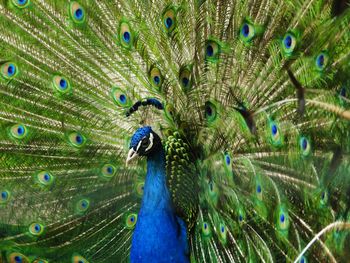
[136, 137, 144, 152]
[145, 133, 154, 152]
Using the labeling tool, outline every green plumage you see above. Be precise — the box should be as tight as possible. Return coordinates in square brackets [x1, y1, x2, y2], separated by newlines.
[0, 0, 350, 262]
[165, 131, 198, 229]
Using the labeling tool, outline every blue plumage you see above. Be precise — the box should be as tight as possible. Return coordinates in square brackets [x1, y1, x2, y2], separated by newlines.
[129, 128, 189, 263]
[130, 126, 153, 150]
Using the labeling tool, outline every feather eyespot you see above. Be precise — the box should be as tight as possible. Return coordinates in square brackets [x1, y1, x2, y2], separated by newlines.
[162, 6, 176, 33]
[1, 62, 18, 79]
[112, 87, 130, 107]
[201, 222, 211, 237]
[280, 213, 285, 222]
[29, 222, 44, 236]
[125, 213, 137, 229]
[278, 212, 288, 229]
[299, 136, 311, 157]
[256, 182, 263, 201]
[223, 152, 233, 176]
[8, 252, 29, 263]
[12, 0, 30, 8]
[208, 182, 215, 194]
[0, 190, 10, 204]
[225, 154, 230, 166]
[68, 131, 86, 147]
[237, 207, 245, 223]
[53, 75, 71, 94]
[276, 206, 289, 231]
[204, 101, 218, 124]
[205, 40, 221, 62]
[320, 190, 328, 206]
[149, 67, 163, 89]
[218, 223, 227, 244]
[225, 155, 230, 165]
[220, 225, 225, 233]
[240, 21, 255, 42]
[164, 103, 175, 121]
[179, 66, 192, 91]
[340, 87, 346, 97]
[315, 52, 329, 71]
[123, 32, 130, 43]
[100, 164, 116, 179]
[72, 255, 89, 263]
[36, 171, 54, 187]
[165, 17, 173, 28]
[299, 256, 307, 263]
[69, 2, 86, 24]
[32, 259, 48, 263]
[135, 182, 144, 197]
[271, 124, 277, 135]
[118, 20, 134, 49]
[268, 120, 282, 147]
[256, 185, 261, 193]
[9, 124, 27, 140]
[76, 199, 90, 214]
[282, 32, 297, 55]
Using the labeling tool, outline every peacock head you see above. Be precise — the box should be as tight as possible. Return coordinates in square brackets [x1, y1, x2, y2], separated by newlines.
[126, 126, 161, 165]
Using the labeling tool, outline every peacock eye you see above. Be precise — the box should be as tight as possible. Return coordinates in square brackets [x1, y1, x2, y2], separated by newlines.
[125, 213, 138, 229]
[100, 164, 116, 179]
[1, 62, 18, 79]
[141, 139, 149, 147]
[179, 66, 192, 91]
[340, 87, 346, 97]
[135, 181, 145, 197]
[0, 190, 10, 204]
[282, 32, 297, 55]
[9, 252, 29, 263]
[225, 154, 230, 165]
[164, 103, 175, 121]
[72, 255, 88, 263]
[29, 222, 44, 236]
[12, 0, 30, 8]
[162, 6, 176, 33]
[256, 185, 262, 193]
[68, 131, 86, 148]
[204, 101, 218, 124]
[315, 51, 329, 71]
[112, 87, 130, 108]
[9, 124, 28, 140]
[149, 67, 163, 89]
[276, 205, 289, 231]
[36, 171, 54, 187]
[240, 21, 255, 43]
[69, 2, 86, 24]
[53, 75, 71, 94]
[205, 40, 221, 62]
[76, 198, 90, 214]
[118, 20, 134, 49]
[32, 259, 48, 263]
[299, 136, 311, 157]
[201, 221, 211, 237]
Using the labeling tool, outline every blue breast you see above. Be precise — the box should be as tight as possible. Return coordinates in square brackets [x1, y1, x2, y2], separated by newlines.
[130, 150, 189, 263]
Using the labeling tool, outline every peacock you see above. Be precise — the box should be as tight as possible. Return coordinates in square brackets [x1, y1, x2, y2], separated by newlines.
[1, 0, 350, 262]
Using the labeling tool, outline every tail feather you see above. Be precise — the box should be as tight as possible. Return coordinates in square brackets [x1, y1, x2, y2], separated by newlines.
[0, 0, 350, 262]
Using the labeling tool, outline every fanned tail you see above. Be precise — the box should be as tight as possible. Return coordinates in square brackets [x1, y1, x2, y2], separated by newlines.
[0, 0, 350, 262]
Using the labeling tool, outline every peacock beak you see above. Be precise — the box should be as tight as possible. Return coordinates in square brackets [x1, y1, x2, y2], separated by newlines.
[126, 148, 138, 166]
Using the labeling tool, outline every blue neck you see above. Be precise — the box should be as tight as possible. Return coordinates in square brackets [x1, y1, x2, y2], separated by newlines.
[141, 148, 172, 213]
